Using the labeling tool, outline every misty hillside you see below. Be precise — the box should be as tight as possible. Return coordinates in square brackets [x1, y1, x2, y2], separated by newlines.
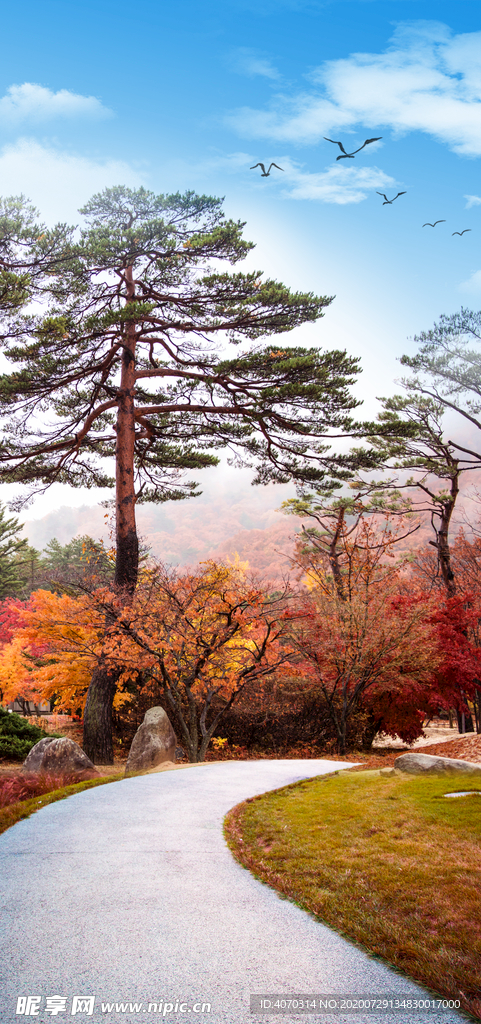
[21, 479, 303, 575]
[21, 472, 480, 579]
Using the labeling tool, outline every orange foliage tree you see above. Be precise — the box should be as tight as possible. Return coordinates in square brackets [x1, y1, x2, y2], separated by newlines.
[0, 561, 294, 762]
[0, 591, 103, 717]
[0, 597, 49, 713]
[94, 560, 295, 762]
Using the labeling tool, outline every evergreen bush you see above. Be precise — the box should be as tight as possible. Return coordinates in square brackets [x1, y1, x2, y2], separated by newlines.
[0, 706, 55, 761]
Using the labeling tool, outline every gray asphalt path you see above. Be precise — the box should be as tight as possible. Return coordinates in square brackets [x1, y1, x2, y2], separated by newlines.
[0, 760, 468, 1024]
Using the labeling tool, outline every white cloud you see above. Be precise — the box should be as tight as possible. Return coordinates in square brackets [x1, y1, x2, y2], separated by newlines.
[459, 269, 481, 294]
[0, 83, 112, 124]
[465, 195, 481, 208]
[227, 48, 280, 81]
[0, 138, 146, 223]
[187, 150, 396, 203]
[227, 21, 481, 156]
[185, 150, 396, 204]
[277, 159, 396, 203]
[229, 95, 349, 143]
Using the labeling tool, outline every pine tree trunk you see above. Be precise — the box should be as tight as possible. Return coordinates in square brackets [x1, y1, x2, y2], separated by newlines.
[83, 266, 139, 762]
[438, 508, 456, 596]
[329, 508, 346, 601]
[431, 473, 459, 597]
[115, 268, 139, 594]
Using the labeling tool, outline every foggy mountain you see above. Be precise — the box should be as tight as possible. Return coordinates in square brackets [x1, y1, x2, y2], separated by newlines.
[20, 468, 481, 580]
[21, 480, 303, 577]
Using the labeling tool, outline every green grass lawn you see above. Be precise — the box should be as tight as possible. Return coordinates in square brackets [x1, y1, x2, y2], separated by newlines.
[224, 769, 481, 1021]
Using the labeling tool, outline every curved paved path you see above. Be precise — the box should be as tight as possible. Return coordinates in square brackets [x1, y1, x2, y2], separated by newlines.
[0, 760, 466, 1024]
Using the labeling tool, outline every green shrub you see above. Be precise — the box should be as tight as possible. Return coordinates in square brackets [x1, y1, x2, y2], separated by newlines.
[0, 706, 57, 761]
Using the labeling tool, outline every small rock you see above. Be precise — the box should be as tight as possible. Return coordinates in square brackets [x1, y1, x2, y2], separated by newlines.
[125, 707, 177, 774]
[380, 767, 396, 777]
[22, 737, 99, 776]
[394, 752, 481, 777]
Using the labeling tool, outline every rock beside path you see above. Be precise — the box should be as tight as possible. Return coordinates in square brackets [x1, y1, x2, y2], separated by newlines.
[125, 707, 177, 774]
[394, 752, 481, 777]
[22, 737, 99, 776]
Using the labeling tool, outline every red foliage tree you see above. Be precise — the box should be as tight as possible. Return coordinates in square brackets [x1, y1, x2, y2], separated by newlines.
[283, 511, 446, 754]
[431, 592, 481, 733]
[0, 598, 25, 646]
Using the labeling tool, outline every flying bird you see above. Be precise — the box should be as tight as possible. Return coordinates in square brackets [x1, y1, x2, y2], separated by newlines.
[452, 229, 471, 236]
[324, 137, 382, 160]
[422, 220, 446, 227]
[250, 162, 284, 177]
[376, 192, 406, 205]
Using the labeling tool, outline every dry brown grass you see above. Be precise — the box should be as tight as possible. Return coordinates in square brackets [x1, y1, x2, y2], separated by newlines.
[0, 773, 124, 836]
[225, 770, 481, 1021]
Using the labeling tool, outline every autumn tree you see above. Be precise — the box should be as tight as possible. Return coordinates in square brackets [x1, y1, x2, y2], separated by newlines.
[0, 598, 25, 708]
[367, 387, 481, 732]
[0, 562, 295, 761]
[284, 514, 439, 754]
[452, 527, 481, 592]
[0, 589, 124, 720]
[0, 596, 48, 713]
[103, 560, 297, 762]
[443, 529, 481, 731]
[430, 592, 481, 734]
[0, 185, 390, 762]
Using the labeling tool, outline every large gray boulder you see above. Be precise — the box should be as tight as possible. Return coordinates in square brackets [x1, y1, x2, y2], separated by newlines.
[22, 737, 99, 776]
[394, 752, 481, 777]
[125, 707, 177, 774]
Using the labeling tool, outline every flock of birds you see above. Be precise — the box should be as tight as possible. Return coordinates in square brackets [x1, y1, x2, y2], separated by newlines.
[250, 137, 473, 236]
[422, 220, 471, 236]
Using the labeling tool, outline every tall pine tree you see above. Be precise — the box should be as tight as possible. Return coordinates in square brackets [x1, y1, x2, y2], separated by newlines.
[0, 186, 381, 761]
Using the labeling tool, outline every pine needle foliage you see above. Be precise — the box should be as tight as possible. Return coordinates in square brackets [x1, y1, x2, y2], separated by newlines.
[0, 186, 371, 513]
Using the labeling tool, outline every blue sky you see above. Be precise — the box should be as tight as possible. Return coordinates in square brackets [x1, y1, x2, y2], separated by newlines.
[2, 0, 481, 518]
